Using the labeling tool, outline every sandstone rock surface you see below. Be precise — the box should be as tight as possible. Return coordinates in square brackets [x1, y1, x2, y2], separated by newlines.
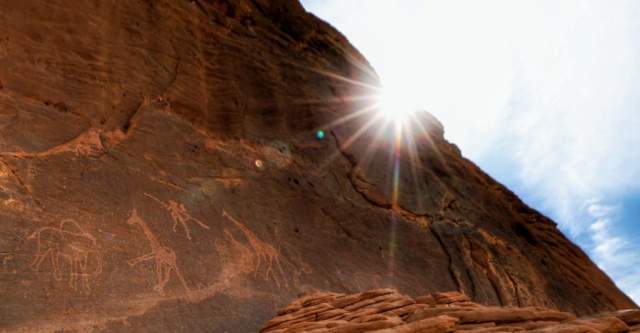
[0, 0, 636, 332]
[261, 289, 640, 333]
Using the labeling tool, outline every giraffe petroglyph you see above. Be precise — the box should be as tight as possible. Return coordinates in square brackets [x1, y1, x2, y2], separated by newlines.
[221, 210, 287, 287]
[143, 193, 209, 240]
[126, 209, 190, 294]
[28, 220, 103, 292]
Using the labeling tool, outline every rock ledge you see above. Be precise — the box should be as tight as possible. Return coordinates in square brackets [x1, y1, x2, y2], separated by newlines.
[262, 289, 640, 332]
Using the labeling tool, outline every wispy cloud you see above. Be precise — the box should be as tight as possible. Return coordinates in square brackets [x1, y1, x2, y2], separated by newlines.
[585, 201, 640, 303]
[302, 0, 640, 302]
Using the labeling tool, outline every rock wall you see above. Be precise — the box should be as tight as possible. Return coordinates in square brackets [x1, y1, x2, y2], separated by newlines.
[0, 0, 635, 332]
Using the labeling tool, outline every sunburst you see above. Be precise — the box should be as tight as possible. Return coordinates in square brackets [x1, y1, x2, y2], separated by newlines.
[289, 51, 445, 281]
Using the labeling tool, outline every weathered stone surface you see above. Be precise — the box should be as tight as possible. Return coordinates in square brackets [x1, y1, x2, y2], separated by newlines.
[527, 316, 628, 333]
[370, 315, 458, 333]
[416, 292, 472, 306]
[0, 0, 636, 332]
[406, 306, 575, 325]
[262, 290, 634, 333]
[604, 309, 640, 326]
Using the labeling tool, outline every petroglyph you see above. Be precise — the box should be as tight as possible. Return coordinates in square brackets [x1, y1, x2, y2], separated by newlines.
[2, 128, 106, 158]
[0, 161, 8, 178]
[28, 220, 103, 292]
[144, 193, 209, 240]
[1, 254, 16, 274]
[126, 209, 190, 294]
[128, 166, 186, 191]
[220, 228, 259, 275]
[221, 210, 287, 287]
[2, 197, 26, 211]
[0, 157, 37, 202]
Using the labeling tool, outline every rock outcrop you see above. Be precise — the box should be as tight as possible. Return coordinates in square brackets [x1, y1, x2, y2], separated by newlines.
[0, 0, 636, 332]
[262, 289, 640, 332]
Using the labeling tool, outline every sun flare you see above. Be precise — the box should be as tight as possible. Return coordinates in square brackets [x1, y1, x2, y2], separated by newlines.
[375, 84, 420, 125]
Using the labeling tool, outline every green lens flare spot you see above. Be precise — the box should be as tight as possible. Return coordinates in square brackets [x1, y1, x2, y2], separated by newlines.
[316, 130, 325, 140]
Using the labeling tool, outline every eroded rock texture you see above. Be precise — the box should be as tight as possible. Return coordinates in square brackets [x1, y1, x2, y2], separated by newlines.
[0, 0, 636, 332]
[261, 289, 640, 333]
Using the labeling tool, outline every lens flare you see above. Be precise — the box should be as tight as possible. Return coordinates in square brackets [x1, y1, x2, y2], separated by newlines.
[287, 53, 438, 283]
[391, 121, 403, 208]
[376, 83, 419, 125]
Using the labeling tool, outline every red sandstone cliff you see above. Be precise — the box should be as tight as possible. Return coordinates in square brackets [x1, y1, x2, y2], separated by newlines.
[0, 0, 635, 332]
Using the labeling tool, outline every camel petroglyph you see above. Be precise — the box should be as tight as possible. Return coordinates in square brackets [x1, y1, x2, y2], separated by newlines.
[28, 220, 103, 292]
[126, 209, 190, 294]
[143, 193, 209, 240]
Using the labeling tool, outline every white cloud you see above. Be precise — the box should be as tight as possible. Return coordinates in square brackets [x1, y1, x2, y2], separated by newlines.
[585, 202, 640, 303]
[302, 0, 640, 303]
[503, 1, 640, 234]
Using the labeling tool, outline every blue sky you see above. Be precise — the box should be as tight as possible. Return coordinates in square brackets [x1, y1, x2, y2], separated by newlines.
[301, 0, 640, 303]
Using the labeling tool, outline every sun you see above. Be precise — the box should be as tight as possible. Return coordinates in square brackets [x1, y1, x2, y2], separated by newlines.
[375, 83, 419, 125]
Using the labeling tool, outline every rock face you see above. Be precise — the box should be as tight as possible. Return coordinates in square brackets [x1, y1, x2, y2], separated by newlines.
[261, 289, 640, 333]
[0, 0, 635, 332]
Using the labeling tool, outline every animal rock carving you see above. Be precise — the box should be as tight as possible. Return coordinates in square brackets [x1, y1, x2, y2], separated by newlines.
[126, 209, 190, 294]
[0, 0, 636, 331]
[28, 220, 103, 293]
[2, 254, 16, 274]
[144, 193, 209, 240]
[222, 210, 287, 288]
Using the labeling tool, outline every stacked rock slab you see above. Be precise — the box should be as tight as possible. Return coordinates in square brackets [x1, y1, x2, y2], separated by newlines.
[262, 289, 640, 332]
[0, 0, 636, 331]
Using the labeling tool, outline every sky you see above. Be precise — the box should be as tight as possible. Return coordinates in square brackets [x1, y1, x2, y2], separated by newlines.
[301, 0, 640, 303]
